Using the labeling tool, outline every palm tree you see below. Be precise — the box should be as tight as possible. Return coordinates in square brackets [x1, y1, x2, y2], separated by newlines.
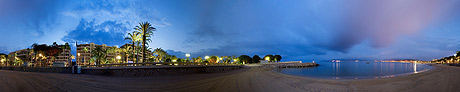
[134, 22, 156, 63]
[121, 46, 132, 63]
[91, 47, 106, 65]
[153, 48, 167, 62]
[125, 31, 141, 63]
[82, 47, 89, 65]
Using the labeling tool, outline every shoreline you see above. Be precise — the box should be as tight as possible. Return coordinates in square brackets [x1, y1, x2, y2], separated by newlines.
[273, 64, 434, 80]
[1, 64, 460, 92]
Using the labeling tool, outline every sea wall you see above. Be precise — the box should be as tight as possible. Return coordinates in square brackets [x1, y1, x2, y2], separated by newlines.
[263, 63, 319, 68]
[0, 66, 72, 73]
[81, 65, 243, 76]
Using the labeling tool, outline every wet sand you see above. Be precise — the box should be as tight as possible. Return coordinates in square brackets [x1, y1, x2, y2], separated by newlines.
[1, 64, 460, 92]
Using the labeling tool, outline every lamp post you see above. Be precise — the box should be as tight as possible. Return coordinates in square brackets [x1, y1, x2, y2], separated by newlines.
[205, 56, 209, 60]
[265, 57, 270, 62]
[116, 55, 121, 63]
[185, 53, 190, 62]
[77, 53, 80, 65]
[39, 54, 42, 66]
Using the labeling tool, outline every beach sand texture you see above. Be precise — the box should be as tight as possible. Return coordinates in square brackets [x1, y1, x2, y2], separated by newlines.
[0, 64, 459, 92]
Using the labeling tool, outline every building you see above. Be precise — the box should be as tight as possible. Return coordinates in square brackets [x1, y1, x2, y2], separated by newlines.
[76, 43, 119, 65]
[7, 49, 30, 66]
[55, 48, 71, 62]
[7, 44, 72, 66]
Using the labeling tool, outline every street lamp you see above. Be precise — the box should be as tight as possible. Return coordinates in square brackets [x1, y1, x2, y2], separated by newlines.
[77, 53, 81, 65]
[116, 55, 121, 63]
[186, 53, 190, 62]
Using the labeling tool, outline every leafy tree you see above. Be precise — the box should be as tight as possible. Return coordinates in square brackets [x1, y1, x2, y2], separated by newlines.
[165, 58, 172, 62]
[0, 53, 7, 66]
[456, 51, 460, 56]
[210, 56, 218, 63]
[196, 56, 202, 62]
[124, 31, 140, 63]
[274, 55, 282, 62]
[264, 55, 275, 62]
[176, 58, 183, 62]
[238, 55, 252, 64]
[252, 55, 262, 63]
[134, 22, 156, 63]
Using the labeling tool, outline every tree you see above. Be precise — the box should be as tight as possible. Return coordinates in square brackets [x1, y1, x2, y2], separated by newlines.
[124, 31, 140, 63]
[134, 22, 156, 63]
[196, 56, 202, 62]
[252, 55, 262, 63]
[121, 46, 132, 63]
[0, 53, 7, 66]
[456, 51, 460, 56]
[32, 44, 49, 66]
[274, 55, 282, 62]
[91, 47, 106, 65]
[238, 55, 252, 64]
[264, 55, 275, 62]
[153, 48, 167, 62]
[210, 56, 218, 63]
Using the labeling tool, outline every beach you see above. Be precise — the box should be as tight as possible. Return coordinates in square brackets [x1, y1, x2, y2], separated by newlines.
[0, 64, 459, 92]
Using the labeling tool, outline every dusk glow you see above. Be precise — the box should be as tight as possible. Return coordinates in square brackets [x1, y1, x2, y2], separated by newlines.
[1, 0, 460, 92]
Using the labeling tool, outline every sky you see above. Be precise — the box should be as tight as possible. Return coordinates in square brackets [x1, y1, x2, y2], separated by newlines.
[0, 0, 460, 61]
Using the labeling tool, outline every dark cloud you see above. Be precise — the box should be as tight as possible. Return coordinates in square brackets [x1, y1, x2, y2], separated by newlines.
[327, 0, 457, 52]
[62, 19, 128, 46]
[165, 50, 187, 58]
[0, 0, 65, 37]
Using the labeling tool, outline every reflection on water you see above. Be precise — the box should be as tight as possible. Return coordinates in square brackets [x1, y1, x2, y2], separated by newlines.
[278, 62, 432, 79]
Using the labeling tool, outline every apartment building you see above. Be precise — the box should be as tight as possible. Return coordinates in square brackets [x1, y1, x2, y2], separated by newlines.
[76, 43, 118, 65]
[7, 45, 72, 66]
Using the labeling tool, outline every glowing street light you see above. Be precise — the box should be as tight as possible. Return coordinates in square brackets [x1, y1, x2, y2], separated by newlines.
[205, 56, 210, 59]
[116, 55, 121, 60]
[185, 53, 190, 58]
[39, 54, 43, 57]
[77, 53, 80, 56]
[185, 53, 191, 62]
[265, 57, 270, 61]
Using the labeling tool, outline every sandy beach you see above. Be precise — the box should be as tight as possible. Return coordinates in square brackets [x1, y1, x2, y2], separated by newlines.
[1, 64, 460, 92]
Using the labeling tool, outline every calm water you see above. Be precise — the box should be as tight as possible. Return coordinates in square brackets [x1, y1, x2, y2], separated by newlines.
[278, 61, 433, 79]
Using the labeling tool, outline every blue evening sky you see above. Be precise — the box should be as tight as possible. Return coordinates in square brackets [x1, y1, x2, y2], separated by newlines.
[0, 0, 459, 61]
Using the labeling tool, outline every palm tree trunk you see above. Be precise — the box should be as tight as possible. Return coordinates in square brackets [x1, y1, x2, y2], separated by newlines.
[142, 34, 146, 63]
[132, 42, 135, 63]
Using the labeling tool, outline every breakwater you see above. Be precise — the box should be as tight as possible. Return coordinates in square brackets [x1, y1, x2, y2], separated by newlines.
[262, 62, 319, 68]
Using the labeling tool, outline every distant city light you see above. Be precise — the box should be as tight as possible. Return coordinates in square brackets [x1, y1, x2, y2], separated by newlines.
[185, 53, 190, 57]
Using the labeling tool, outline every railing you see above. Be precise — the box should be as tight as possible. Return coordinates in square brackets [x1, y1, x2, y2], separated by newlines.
[80, 62, 242, 68]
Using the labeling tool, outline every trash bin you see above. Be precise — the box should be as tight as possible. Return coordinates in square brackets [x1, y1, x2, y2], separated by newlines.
[77, 66, 81, 74]
[72, 65, 81, 74]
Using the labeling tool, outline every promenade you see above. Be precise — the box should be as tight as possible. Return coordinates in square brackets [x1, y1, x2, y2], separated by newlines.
[0, 64, 459, 92]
